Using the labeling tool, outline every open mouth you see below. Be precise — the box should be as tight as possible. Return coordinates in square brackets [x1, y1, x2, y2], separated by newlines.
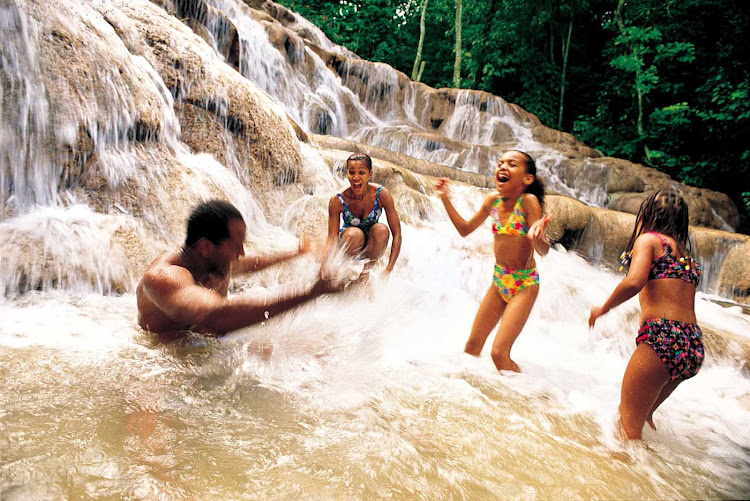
[496, 173, 510, 183]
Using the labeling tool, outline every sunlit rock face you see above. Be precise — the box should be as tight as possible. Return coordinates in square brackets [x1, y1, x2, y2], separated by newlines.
[0, 0, 319, 295]
[0, 0, 747, 303]
[226, 0, 740, 231]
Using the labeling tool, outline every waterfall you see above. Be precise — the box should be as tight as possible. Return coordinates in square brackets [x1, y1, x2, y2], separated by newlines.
[0, 0, 54, 216]
[0, 1, 748, 498]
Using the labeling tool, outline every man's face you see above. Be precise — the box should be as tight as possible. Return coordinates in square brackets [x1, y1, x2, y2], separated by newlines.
[208, 218, 246, 276]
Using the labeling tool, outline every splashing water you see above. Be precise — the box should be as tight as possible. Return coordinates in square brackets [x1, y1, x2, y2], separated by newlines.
[0, 0, 749, 499]
[2, 235, 749, 499]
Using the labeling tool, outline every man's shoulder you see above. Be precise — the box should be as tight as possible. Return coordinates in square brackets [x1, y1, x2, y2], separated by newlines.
[142, 252, 194, 290]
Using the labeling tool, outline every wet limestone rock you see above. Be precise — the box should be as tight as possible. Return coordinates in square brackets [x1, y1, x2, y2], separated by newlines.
[718, 240, 750, 303]
[311, 134, 494, 189]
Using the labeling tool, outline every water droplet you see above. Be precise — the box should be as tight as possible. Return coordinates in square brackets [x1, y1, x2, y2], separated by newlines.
[264, 311, 270, 319]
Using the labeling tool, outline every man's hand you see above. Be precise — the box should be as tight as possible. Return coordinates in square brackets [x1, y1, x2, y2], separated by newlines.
[312, 276, 345, 295]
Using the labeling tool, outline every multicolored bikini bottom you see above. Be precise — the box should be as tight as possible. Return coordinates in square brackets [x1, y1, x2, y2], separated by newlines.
[492, 264, 540, 303]
[636, 318, 704, 381]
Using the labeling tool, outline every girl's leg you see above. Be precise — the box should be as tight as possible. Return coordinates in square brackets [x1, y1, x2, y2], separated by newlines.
[490, 284, 539, 372]
[619, 343, 670, 439]
[646, 379, 682, 430]
[465, 285, 507, 356]
[363, 223, 390, 262]
[361, 223, 390, 278]
[340, 227, 365, 256]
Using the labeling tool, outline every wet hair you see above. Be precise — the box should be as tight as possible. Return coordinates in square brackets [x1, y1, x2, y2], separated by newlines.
[184, 199, 244, 248]
[624, 190, 691, 258]
[506, 149, 545, 208]
[346, 152, 372, 171]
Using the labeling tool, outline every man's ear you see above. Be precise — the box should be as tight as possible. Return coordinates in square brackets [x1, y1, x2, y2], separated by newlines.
[195, 238, 214, 257]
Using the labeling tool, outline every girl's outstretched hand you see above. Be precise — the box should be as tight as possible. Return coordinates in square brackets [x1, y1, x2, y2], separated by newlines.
[435, 177, 450, 199]
[588, 305, 606, 327]
[528, 215, 551, 242]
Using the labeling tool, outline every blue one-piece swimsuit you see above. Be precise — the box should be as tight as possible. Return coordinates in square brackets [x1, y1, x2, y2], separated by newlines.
[337, 186, 383, 241]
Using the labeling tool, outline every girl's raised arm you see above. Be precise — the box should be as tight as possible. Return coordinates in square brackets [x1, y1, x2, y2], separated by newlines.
[436, 178, 493, 237]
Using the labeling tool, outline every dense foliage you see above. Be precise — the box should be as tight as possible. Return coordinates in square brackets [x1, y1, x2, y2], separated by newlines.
[278, 0, 750, 230]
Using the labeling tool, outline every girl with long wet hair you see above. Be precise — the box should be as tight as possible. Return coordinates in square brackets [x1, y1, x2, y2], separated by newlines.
[589, 190, 704, 440]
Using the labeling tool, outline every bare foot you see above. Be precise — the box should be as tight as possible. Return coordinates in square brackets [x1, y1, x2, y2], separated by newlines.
[494, 357, 522, 373]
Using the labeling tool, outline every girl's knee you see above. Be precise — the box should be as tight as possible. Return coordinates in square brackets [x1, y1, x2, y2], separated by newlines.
[490, 349, 519, 372]
[490, 339, 514, 358]
[368, 224, 390, 247]
[370, 223, 390, 238]
[340, 228, 365, 251]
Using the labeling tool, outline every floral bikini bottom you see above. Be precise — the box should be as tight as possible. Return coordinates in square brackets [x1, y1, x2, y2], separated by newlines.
[492, 264, 540, 303]
[636, 318, 704, 381]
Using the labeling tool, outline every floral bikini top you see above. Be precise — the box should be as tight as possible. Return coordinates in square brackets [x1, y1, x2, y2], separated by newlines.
[647, 232, 701, 286]
[491, 196, 528, 236]
[338, 186, 383, 234]
[620, 231, 701, 286]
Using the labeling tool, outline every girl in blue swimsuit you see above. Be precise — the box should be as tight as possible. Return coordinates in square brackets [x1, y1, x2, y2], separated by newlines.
[589, 191, 704, 440]
[326, 153, 402, 278]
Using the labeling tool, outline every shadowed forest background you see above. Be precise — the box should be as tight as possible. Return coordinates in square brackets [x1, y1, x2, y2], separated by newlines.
[279, 0, 750, 231]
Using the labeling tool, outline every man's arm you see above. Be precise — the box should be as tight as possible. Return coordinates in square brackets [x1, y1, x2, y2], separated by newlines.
[233, 242, 308, 274]
[141, 265, 330, 335]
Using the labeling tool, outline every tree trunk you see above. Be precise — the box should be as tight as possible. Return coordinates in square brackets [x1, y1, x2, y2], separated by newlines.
[453, 0, 462, 88]
[557, 17, 573, 129]
[411, 0, 429, 81]
[615, 0, 649, 161]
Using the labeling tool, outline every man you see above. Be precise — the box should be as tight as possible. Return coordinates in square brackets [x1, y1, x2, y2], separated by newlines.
[137, 199, 334, 336]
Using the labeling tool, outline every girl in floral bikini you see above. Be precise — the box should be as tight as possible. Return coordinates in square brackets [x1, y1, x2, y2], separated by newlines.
[436, 150, 551, 372]
[589, 191, 704, 440]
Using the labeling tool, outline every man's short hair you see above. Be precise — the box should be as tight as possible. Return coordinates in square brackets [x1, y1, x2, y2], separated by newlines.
[185, 199, 244, 248]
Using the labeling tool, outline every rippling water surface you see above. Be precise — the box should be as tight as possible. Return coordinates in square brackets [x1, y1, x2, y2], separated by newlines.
[2, 242, 749, 500]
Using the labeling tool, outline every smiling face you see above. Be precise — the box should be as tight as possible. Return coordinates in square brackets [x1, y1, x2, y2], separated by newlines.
[346, 159, 372, 197]
[494, 151, 534, 196]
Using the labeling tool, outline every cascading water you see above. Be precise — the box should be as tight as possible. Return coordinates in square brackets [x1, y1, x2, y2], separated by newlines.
[1, 0, 749, 499]
[201, 0, 600, 195]
[0, 0, 54, 216]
